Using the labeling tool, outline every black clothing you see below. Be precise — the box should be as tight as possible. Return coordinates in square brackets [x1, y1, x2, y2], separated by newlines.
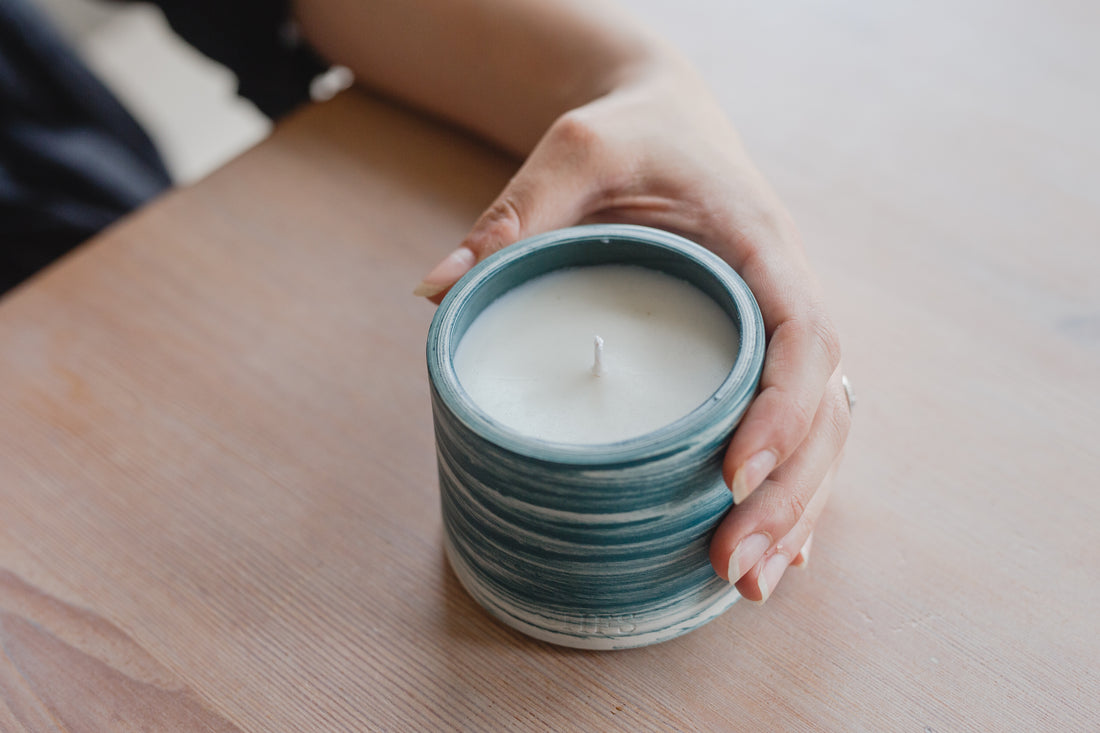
[0, 0, 326, 294]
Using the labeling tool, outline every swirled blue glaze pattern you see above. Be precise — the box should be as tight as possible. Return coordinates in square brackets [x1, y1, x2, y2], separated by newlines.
[427, 225, 765, 649]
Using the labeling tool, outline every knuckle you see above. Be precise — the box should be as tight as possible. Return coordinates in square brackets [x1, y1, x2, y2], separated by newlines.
[551, 110, 598, 145]
[827, 384, 853, 443]
[756, 487, 808, 533]
[783, 311, 841, 371]
[782, 386, 818, 437]
[811, 313, 842, 370]
[831, 383, 849, 433]
[548, 110, 605, 163]
[470, 196, 525, 254]
[785, 492, 808, 523]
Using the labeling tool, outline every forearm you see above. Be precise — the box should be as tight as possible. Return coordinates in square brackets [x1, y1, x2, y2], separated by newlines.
[291, 0, 676, 155]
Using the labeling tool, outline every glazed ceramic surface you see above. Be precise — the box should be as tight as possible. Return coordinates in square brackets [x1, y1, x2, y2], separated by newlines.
[427, 225, 765, 649]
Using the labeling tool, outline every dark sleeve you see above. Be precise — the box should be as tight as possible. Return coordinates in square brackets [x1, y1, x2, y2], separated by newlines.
[149, 0, 329, 119]
[1, 0, 173, 292]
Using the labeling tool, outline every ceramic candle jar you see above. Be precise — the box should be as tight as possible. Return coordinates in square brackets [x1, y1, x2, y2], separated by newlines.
[426, 224, 765, 649]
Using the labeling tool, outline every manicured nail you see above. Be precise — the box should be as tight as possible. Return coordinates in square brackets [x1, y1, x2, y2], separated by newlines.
[413, 247, 476, 298]
[757, 551, 791, 602]
[731, 450, 778, 504]
[792, 534, 813, 568]
[726, 532, 771, 584]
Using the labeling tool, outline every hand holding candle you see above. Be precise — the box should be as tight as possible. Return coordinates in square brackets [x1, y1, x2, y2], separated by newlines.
[294, 0, 849, 603]
[407, 31, 849, 603]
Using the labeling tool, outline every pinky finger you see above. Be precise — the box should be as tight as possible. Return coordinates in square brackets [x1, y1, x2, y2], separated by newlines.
[791, 532, 813, 568]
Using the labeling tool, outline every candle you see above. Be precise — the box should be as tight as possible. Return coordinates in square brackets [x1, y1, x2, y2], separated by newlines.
[427, 225, 764, 649]
[453, 264, 740, 444]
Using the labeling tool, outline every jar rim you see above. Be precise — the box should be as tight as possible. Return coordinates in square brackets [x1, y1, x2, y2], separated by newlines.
[426, 224, 765, 465]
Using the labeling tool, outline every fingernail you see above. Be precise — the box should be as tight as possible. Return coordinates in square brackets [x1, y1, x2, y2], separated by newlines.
[413, 247, 476, 298]
[731, 450, 777, 504]
[757, 551, 791, 602]
[792, 534, 813, 568]
[726, 532, 771, 584]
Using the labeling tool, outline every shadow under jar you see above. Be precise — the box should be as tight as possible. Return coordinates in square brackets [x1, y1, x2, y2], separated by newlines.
[427, 224, 765, 649]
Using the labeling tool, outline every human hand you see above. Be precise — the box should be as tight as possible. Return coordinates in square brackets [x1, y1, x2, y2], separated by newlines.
[415, 60, 851, 603]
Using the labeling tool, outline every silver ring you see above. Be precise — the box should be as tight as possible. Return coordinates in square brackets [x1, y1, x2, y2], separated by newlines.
[841, 374, 856, 414]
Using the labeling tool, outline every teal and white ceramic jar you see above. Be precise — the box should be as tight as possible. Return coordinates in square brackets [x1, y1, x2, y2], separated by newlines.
[427, 224, 764, 649]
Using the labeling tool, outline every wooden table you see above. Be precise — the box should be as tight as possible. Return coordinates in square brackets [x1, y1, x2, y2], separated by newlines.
[2, 2, 1097, 729]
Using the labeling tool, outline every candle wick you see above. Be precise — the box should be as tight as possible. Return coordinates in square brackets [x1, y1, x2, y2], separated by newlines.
[592, 335, 606, 377]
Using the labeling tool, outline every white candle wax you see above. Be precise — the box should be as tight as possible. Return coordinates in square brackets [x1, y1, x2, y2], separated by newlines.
[453, 265, 739, 444]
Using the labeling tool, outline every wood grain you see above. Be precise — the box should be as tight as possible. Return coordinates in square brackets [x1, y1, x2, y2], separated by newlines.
[1, 0, 1097, 729]
[0, 570, 241, 732]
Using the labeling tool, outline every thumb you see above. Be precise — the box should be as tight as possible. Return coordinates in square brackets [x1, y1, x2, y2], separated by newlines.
[414, 131, 599, 303]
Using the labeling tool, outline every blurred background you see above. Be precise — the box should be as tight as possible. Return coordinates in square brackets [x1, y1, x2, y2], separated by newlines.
[30, 0, 269, 183]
